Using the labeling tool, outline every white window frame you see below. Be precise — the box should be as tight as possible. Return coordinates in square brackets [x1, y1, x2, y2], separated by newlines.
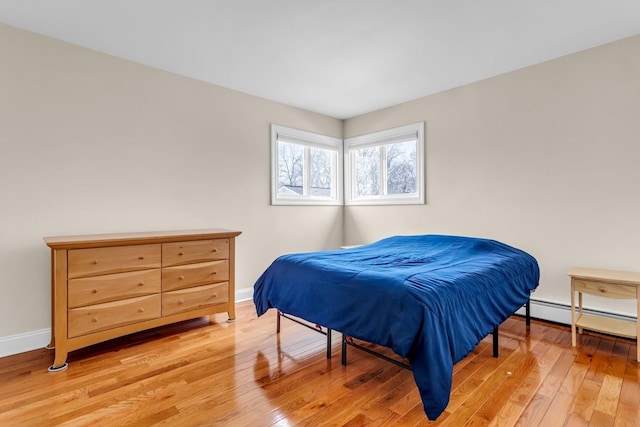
[344, 122, 425, 206]
[271, 124, 343, 206]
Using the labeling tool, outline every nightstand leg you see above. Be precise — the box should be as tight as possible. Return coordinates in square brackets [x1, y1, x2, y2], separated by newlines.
[637, 296, 640, 362]
[578, 292, 583, 334]
[571, 281, 577, 347]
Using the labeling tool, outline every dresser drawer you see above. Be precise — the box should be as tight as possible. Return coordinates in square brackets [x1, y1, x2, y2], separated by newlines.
[68, 294, 161, 338]
[162, 239, 229, 266]
[162, 282, 229, 316]
[68, 244, 161, 279]
[574, 279, 637, 299]
[162, 260, 228, 292]
[68, 269, 161, 308]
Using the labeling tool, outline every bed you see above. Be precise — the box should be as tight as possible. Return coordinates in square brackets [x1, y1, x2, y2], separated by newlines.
[253, 234, 540, 420]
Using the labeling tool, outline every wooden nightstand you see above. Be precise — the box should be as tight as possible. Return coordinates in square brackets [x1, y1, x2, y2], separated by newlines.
[568, 267, 640, 361]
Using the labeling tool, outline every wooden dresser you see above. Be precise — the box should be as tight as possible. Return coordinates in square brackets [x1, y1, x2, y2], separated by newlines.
[44, 229, 241, 372]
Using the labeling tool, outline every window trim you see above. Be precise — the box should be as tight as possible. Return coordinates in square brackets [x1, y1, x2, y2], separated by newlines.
[271, 124, 343, 206]
[344, 122, 425, 206]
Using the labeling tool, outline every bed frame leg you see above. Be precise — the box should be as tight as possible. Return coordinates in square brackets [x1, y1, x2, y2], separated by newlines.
[493, 326, 499, 358]
[526, 299, 531, 327]
[276, 310, 281, 333]
[341, 334, 347, 365]
[276, 311, 332, 359]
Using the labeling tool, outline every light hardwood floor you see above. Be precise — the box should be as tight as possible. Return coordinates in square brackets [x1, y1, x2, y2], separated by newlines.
[0, 300, 638, 426]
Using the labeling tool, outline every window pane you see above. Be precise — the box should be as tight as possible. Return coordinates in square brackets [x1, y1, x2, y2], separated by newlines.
[354, 146, 380, 197]
[386, 140, 417, 195]
[309, 147, 334, 197]
[278, 141, 304, 196]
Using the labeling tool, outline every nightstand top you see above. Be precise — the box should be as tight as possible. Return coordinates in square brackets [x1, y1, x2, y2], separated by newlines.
[568, 267, 640, 286]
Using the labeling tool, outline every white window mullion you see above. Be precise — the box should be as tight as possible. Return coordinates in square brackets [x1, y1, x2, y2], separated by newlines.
[330, 150, 337, 199]
[303, 146, 310, 196]
[380, 145, 388, 196]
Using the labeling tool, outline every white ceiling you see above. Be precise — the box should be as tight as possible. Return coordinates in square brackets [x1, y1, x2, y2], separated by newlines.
[1, 1, 640, 119]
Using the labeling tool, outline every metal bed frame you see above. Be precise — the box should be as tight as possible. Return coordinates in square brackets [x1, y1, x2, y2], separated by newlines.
[276, 298, 531, 371]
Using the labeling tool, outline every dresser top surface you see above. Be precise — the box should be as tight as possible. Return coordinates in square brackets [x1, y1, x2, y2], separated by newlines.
[44, 229, 242, 249]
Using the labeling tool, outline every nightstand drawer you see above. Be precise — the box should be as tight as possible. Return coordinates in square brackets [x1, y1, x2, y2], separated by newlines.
[68, 294, 161, 338]
[162, 282, 229, 316]
[162, 239, 229, 266]
[573, 279, 637, 299]
[68, 269, 161, 308]
[161, 260, 229, 292]
[68, 244, 161, 278]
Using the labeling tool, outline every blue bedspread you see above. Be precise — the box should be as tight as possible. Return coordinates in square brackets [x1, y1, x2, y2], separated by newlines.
[253, 235, 539, 420]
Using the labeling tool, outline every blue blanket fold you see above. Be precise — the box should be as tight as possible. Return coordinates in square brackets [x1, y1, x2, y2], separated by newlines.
[253, 234, 539, 420]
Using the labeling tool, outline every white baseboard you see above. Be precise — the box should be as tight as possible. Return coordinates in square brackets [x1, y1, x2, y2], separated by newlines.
[2, 294, 633, 360]
[515, 297, 635, 325]
[236, 286, 254, 302]
[0, 328, 51, 358]
[0, 289, 256, 359]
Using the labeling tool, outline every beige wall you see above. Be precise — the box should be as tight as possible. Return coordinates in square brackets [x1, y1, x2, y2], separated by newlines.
[0, 24, 342, 342]
[344, 34, 640, 315]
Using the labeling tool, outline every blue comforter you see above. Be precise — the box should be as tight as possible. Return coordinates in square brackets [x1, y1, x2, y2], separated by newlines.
[253, 235, 539, 420]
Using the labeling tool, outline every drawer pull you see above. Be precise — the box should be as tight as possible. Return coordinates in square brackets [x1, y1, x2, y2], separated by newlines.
[213, 293, 217, 298]
[137, 282, 144, 287]
[178, 252, 184, 256]
[212, 249, 218, 253]
[178, 299, 184, 305]
[599, 287, 607, 293]
[138, 308, 144, 313]
[138, 256, 144, 260]
[92, 260, 98, 265]
[211, 272, 217, 275]
[179, 275, 185, 281]
[91, 317, 98, 323]
[91, 289, 97, 294]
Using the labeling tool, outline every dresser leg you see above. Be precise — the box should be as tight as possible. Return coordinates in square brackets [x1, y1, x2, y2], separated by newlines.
[48, 252, 56, 350]
[227, 303, 236, 323]
[49, 346, 68, 372]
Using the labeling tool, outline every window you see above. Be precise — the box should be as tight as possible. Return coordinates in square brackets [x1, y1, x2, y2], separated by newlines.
[271, 124, 343, 205]
[345, 122, 424, 205]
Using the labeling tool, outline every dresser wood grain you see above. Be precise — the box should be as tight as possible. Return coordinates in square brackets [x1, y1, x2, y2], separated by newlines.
[44, 228, 241, 372]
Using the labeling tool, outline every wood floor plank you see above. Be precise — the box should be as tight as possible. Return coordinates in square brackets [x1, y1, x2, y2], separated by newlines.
[487, 329, 565, 426]
[0, 302, 639, 426]
[469, 353, 538, 425]
[614, 354, 640, 426]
